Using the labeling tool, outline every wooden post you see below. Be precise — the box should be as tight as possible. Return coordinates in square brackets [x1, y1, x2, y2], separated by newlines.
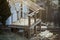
[28, 13, 31, 38]
[34, 13, 36, 34]
[39, 10, 41, 32]
[19, 0, 23, 22]
[28, 16, 31, 27]
[20, 0, 23, 18]
[46, 0, 51, 23]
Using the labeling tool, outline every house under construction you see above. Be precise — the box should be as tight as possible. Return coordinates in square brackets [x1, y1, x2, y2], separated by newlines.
[0, 0, 59, 40]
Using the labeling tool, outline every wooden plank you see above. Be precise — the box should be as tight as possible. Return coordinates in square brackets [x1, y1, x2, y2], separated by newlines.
[8, 25, 25, 28]
[30, 20, 41, 29]
[26, 9, 40, 17]
[23, 0, 45, 11]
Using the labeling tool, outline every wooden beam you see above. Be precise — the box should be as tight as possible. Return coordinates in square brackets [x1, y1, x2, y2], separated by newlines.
[29, 20, 41, 29]
[39, 10, 42, 32]
[34, 13, 36, 34]
[23, 0, 45, 11]
[28, 16, 31, 27]
[26, 9, 40, 17]
[20, 0, 23, 18]
[28, 12, 31, 38]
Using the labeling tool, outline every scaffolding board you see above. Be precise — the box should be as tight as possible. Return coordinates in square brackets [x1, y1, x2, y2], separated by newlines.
[12, 18, 39, 26]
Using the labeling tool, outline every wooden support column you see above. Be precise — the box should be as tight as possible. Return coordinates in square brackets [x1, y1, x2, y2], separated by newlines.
[20, 0, 23, 18]
[28, 16, 31, 27]
[34, 13, 36, 34]
[39, 10, 41, 32]
[46, 0, 50, 23]
[28, 15, 31, 38]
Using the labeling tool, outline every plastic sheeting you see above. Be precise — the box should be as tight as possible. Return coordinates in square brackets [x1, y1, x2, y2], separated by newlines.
[6, 2, 29, 25]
